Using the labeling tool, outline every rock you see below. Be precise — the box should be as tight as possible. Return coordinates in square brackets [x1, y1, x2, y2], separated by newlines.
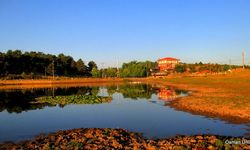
[196, 135, 203, 140]
[190, 139, 197, 143]
[50, 135, 56, 142]
[207, 145, 214, 149]
[0, 128, 247, 149]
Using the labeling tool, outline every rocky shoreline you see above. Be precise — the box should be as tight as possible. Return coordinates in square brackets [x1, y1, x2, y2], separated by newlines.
[1, 128, 249, 150]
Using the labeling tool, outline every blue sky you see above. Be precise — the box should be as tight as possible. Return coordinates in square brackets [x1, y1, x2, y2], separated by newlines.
[0, 0, 250, 67]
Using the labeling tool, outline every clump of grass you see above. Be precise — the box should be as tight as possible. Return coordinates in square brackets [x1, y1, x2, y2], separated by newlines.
[32, 95, 112, 105]
[215, 139, 223, 149]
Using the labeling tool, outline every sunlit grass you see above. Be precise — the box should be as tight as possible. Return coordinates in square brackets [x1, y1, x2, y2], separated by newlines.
[162, 70, 250, 121]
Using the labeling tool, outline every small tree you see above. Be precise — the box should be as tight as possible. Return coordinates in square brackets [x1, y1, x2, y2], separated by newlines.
[91, 67, 101, 78]
[76, 59, 86, 75]
[21, 72, 26, 79]
[88, 61, 97, 72]
[106, 68, 117, 77]
[175, 64, 186, 73]
[223, 65, 230, 72]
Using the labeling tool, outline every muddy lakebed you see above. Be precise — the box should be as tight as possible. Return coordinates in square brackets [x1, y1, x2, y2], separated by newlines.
[0, 83, 249, 143]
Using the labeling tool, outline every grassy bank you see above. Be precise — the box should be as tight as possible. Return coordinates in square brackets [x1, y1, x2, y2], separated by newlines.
[153, 70, 250, 123]
[1, 128, 249, 149]
[0, 78, 125, 85]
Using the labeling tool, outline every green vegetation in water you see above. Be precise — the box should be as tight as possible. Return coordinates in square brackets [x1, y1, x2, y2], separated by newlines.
[33, 95, 112, 105]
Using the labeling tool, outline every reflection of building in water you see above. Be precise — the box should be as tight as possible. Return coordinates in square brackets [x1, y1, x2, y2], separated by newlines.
[157, 57, 180, 71]
[158, 88, 178, 100]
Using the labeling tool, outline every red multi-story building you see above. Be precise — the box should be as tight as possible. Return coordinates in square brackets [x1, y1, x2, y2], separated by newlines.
[157, 57, 180, 71]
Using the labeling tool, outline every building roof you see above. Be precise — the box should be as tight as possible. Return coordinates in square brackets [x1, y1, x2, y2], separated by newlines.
[158, 57, 180, 61]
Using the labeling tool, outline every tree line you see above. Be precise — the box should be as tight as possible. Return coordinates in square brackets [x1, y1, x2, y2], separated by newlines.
[174, 62, 243, 73]
[0, 50, 157, 79]
[0, 50, 97, 79]
[91, 61, 157, 78]
[0, 50, 244, 79]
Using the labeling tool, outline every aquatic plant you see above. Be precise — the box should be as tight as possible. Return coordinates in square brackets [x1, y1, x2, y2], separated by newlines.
[33, 95, 112, 105]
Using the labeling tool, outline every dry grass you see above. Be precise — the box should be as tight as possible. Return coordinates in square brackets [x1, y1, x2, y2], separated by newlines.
[155, 70, 250, 123]
[0, 78, 146, 90]
[0, 78, 124, 85]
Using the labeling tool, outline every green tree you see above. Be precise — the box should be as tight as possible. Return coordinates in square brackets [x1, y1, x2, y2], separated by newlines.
[76, 59, 86, 75]
[88, 61, 97, 72]
[0, 50, 96, 78]
[120, 61, 156, 77]
[106, 68, 117, 77]
[91, 67, 101, 78]
[175, 64, 186, 73]
[223, 65, 230, 71]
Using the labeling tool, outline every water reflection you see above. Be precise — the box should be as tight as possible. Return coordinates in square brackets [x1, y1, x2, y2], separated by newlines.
[157, 87, 187, 101]
[0, 84, 250, 142]
[0, 87, 99, 113]
[0, 84, 189, 113]
[107, 84, 157, 99]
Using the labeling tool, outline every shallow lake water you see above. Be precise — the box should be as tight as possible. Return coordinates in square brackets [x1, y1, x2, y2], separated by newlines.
[0, 83, 249, 143]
